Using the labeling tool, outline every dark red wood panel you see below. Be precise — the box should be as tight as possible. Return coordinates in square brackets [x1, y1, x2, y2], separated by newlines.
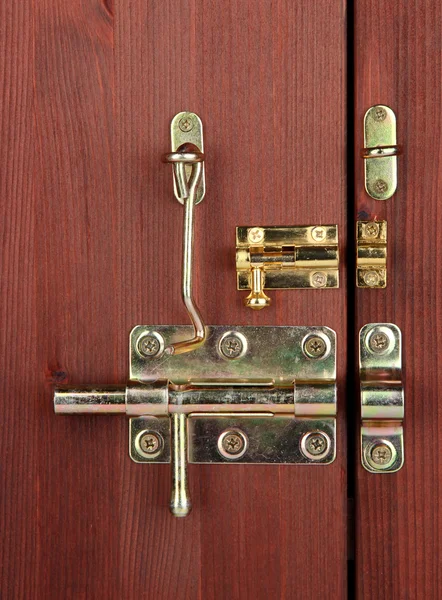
[1, 1, 347, 598]
[0, 2, 37, 598]
[354, 1, 442, 598]
[116, 2, 347, 598]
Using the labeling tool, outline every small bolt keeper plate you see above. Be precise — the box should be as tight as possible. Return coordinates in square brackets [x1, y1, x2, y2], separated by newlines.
[356, 220, 387, 288]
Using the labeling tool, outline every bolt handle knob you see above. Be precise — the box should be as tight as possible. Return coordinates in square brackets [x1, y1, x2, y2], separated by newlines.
[170, 413, 192, 517]
[244, 267, 272, 310]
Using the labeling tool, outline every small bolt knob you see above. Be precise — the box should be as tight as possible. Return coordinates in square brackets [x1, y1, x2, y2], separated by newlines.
[244, 289, 272, 310]
[245, 267, 271, 310]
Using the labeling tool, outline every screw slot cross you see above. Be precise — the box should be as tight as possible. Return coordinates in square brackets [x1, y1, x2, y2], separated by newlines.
[138, 334, 161, 357]
[247, 227, 265, 244]
[178, 116, 194, 132]
[220, 335, 244, 359]
[303, 432, 329, 457]
[225, 436, 241, 451]
[143, 437, 156, 450]
[311, 272, 327, 288]
[371, 333, 388, 349]
[374, 107, 387, 121]
[374, 448, 387, 461]
[139, 432, 161, 454]
[310, 340, 322, 353]
[311, 438, 325, 451]
[370, 443, 393, 465]
[145, 339, 158, 352]
[364, 223, 379, 238]
[374, 179, 388, 194]
[225, 340, 240, 355]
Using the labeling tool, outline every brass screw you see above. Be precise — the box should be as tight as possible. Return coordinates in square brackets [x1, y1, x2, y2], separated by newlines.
[364, 222, 379, 238]
[374, 106, 387, 122]
[222, 433, 244, 454]
[179, 116, 194, 132]
[368, 332, 389, 353]
[306, 433, 327, 455]
[374, 179, 388, 195]
[364, 270, 380, 287]
[311, 226, 326, 242]
[303, 335, 327, 359]
[218, 430, 248, 459]
[247, 227, 265, 244]
[301, 431, 330, 460]
[139, 431, 162, 455]
[370, 443, 393, 465]
[311, 272, 327, 288]
[220, 334, 244, 359]
[137, 334, 161, 357]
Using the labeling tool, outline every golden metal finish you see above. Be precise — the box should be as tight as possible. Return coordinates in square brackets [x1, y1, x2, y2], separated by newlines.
[188, 415, 335, 464]
[162, 112, 206, 355]
[363, 105, 399, 200]
[236, 225, 339, 309]
[356, 220, 387, 288]
[359, 323, 404, 473]
[130, 325, 336, 388]
[170, 413, 192, 517]
[55, 325, 337, 516]
[167, 111, 205, 205]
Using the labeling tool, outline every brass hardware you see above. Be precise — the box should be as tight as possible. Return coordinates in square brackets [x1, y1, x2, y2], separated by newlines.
[217, 429, 248, 460]
[162, 112, 206, 355]
[363, 105, 399, 200]
[359, 323, 404, 473]
[170, 413, 191, 517]
[236, 225, 339, 309]
[356, 220, 387, 288]
[300, 431, 331, 461]
[55, 325, 337, 516]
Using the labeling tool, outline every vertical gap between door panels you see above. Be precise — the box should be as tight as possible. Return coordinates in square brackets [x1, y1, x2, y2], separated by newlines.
[346, 0, 357, 596]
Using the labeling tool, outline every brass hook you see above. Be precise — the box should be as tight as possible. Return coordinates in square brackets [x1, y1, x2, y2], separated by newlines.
[162, 113, 207, 355]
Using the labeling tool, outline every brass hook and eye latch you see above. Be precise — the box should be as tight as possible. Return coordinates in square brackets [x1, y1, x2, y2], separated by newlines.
[356, 220, 387, 288]
[363, 105, 400, 200]
[359, 323, 404, 473]
[236, 225, 340, 309]
[161, 111, 206, 356]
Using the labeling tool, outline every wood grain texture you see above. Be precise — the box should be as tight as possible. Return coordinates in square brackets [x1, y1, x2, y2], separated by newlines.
[354, 1, 442, 598]
[0, 2, 37, 598]
[1, 1, 347, 598]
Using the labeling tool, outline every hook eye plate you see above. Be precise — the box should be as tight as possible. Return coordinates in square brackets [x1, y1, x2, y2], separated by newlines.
[170, 111, 205, 205]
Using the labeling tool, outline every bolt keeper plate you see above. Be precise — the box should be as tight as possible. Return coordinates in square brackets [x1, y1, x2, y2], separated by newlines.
[359, 323, 404, 473]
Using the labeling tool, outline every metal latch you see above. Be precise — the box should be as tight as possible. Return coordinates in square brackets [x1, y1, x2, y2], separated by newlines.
[55, 325, 337, 516]
[363, 105, 399, 200]
[360, 323, 404, 472]
[161, 111, 206, 355]
[356, 220, 387, 288]
[236, 225, 339, 309]
[53, 113, 337, 517]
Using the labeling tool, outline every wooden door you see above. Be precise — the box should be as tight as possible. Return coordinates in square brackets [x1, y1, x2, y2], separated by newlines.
[8, 1, 442, 599]
[1, 1, 347, 598]
[354, 1, 442, 598]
